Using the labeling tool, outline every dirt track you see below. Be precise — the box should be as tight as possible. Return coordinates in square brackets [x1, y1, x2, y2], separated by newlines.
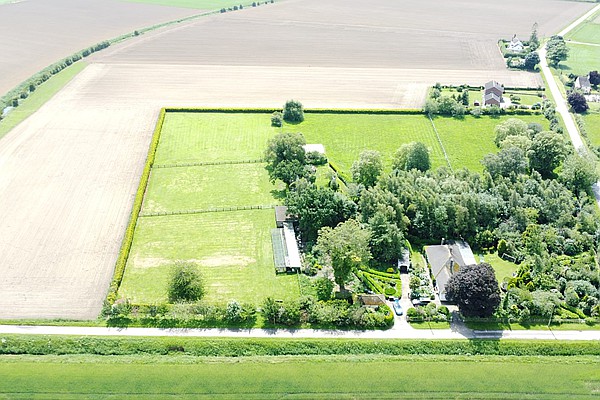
[0, 0, 594, 319]
[0, 0, 201, 95]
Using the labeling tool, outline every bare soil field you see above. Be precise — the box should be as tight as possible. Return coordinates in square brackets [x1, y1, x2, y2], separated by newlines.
[0, 0, 201, 95]
[94, 0, 592, 72]
[0, 0, 593, 319]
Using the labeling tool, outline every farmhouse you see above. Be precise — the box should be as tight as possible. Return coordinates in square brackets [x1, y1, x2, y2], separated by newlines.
[424, 240, 476, 302]
[575, 76, 592, 94]
[507, 34, 524, 53]
[483, 80, 504, 106]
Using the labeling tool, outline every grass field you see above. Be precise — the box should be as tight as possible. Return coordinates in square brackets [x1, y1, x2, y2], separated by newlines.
[0, 62, 86, 140]
[583, 113, 600, 147]
[123, 0, 252, 9]
[566, 13, 600, 45]
[0, 355, 598, 398]
[143, 163, 282, 214]
[120, 210, 299, 304]
[431, 115, 548, 171]
[562, 43, 599, 76]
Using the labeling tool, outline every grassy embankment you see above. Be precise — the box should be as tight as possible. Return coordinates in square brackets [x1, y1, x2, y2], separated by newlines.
[1, 354, 598, 399]
[0, 63, 86, 140]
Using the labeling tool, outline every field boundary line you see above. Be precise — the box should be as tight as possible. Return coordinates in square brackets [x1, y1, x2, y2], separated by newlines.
[427, 114, 452, 169]
[154, 159, 264, 168]
[140, 204, 276, 217]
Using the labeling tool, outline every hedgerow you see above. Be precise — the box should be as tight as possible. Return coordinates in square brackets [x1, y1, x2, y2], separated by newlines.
[105, 109, 165, 305]
[0, 336, 598, 357]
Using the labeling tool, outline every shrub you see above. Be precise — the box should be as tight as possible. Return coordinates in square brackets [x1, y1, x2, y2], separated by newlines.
[167, 262, 206, 303]
[306, 151, 327, 166]
[384, 286, 396, 296]
[283, 99, 304, 123]
[270, 111, 283, 127]
[314, 277, 334, 301]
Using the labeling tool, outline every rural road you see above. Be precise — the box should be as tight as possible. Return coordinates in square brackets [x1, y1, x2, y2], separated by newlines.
[537, 3, 600, 205]
[1, 324, 599, 341]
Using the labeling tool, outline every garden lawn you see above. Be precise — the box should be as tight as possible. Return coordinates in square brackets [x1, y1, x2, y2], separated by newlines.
[155, 112, 277, 165]
[122, 0, 251, 9]
[119, 209, 299, 304]
[142, 163, 281, 214]
[583, 113, 600, 147]
[0, 355, 598, 398]
[562, 43, 600, 76]
[285, 114, 445, 173]
[505, 90, 545, 106]
[0, 62, 86, 140]
[432, 115, 548, 171]
[481, 252, 519, 284]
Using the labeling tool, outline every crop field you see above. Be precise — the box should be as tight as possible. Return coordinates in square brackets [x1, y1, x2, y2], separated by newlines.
[566, 12, 600, 44]
[1, 355, 599, 398]
[0, 0, 199, 95]
[124, 0, 247, 9]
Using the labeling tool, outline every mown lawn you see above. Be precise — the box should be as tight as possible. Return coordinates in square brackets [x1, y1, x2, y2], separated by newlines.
[142, 163, 282, 214]
[119, 210, 299, 304]
[480, 252, 519, 284]
[431, 115, 548, 171]
[0, 355, 598, 398]
[0, 62, 87, 140]
[566, 16, 600, 45]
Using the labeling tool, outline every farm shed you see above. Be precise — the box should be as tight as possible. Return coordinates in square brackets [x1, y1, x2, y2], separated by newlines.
[275, 206, 289, 228]
[271, 208, 302, 273]
[425, 240, 476, 302]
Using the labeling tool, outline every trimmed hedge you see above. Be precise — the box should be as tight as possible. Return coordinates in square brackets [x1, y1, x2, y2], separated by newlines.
[105, 109, 166, 305]
[0, 335, 598, 357]
[166, 107, 424, 115]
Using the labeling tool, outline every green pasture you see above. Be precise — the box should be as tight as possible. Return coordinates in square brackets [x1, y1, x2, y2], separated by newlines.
[0, 62, 86, 140]
[143, 163, 281, 214]
[584, 113, 600, 147]
[431, 115, 548, 171]
[566, 15, 600, 45]
[119, 209, 299, 304]
[505, 91, 545, 106]
[155, 112, 276, 165]
[0, 355, 598, 398]
[122, 0, 253, 9]
[561, 43, 599, 76]
[284, 114, 444, 172]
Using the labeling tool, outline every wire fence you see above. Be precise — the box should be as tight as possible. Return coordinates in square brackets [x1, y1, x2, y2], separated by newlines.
[427, 114, 452, 170]
[153, 159, 264, 169]
[140, 204, 276, 217]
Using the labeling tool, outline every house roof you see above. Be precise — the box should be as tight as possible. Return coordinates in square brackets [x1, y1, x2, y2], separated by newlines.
[425, 240, 476, 302]
[484, 92, 502, 103]
[576, 76, 591, 88]
[484, 80, 504, 93]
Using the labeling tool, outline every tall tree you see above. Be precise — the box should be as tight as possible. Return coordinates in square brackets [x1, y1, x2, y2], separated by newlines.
[528, 131, 567, 178]
[559, 153, 598, 194]
[589, 71, 600, 86]
[167, 262, 205, 303]
[282, 99, 304, 123]
[351, 150, 383, 188]
[367, 211, 406, 264]
[529, 22, 539, 50]
[315, 219, 371, 291]
[445, 263, 501, 317]
[567, 91, 589, 113]
[524, 51, 540, 70]
[264, 132, 308, 186]
[545, 35, 569, 67]
[393, 142, 431, 172]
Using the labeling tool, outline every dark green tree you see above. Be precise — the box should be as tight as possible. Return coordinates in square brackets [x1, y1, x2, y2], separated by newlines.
[567, 91, 589, 113]
[351, 150, 383, 188]
[559, 153, 598, 194]
[283, 99, 304, 123]
[445, 263, 501, 317]
[167, 262, 205, 303]
[264, 132, 308, 186]
[528, 131, 567, 178]
[546, 35, 569, 67]
[524, 51, 540, 70]
[393, 142, 431, 172]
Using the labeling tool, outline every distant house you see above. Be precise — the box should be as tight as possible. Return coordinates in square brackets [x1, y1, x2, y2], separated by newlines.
[483, 80, 504, 106]
[575, 76, 592, 94]
[424, 240, 476, 302]
[506, 34, 524, 53]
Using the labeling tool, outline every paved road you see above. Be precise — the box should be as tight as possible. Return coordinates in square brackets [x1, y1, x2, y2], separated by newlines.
[538, 4, 600, 207]
[0, 324, 599, 341]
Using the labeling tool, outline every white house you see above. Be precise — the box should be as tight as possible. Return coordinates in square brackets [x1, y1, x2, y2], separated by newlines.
[507, 34, 524, 53]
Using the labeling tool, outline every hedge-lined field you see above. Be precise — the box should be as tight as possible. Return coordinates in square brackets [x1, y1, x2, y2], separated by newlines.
[1, 354, 598, 398]
[563, 43, 599, 76]
[120, 210, 299, 304]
